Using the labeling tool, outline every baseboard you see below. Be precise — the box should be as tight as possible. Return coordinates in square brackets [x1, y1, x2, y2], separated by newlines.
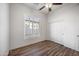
[8, 40, 60, 52]
[0, 50, 9, 56]
[9, 40, 47, 55]
[9, 40, 79, 56]
[49, 40, 79, 52]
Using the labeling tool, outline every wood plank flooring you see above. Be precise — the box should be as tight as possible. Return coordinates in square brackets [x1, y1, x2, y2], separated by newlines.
[9, 40, 79, 56]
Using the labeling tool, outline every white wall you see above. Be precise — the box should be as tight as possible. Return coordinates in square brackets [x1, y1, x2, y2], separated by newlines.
[0, 3, 9, 55]
[10, 3, 47, 50]
[48, 4, 79, 51]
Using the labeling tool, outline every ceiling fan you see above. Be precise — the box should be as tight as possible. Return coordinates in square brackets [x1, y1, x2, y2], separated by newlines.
[39, 3, 62, 12]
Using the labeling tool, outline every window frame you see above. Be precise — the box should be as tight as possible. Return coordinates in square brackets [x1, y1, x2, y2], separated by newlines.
[24, 19, 40, 37]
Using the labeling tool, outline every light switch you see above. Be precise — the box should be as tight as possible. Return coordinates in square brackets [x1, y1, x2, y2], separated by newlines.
[77, 35, 79, 37]
[62, 33, 64, 35]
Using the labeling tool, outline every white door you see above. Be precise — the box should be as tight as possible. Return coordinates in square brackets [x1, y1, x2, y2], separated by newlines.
[49, 21, 64, 45]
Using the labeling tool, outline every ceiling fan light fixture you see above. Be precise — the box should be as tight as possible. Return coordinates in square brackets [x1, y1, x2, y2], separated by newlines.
[45, 3, 52, 8]
[49, 3, 52, 8]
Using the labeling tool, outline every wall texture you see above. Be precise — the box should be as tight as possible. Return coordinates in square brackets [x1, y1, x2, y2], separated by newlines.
[48, 4, 79, 51]
[10, 3, 47, 50]
[0, 3, 9, 56]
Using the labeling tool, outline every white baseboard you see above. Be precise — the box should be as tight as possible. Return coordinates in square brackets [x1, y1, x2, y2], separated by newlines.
[0, 50, 9, 56]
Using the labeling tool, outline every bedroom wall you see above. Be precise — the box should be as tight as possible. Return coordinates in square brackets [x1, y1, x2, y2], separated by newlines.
[10, 3, 47, 50]
[0, 3, 9, 55]
[48, 4, 79, 51]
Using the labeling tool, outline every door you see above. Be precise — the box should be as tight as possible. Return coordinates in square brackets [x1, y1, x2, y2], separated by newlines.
[49, 21, 64, 45]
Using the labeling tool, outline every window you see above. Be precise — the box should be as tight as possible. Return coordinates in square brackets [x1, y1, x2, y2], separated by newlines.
[24, 18, 40, 38]
[33, 22, 40, 34]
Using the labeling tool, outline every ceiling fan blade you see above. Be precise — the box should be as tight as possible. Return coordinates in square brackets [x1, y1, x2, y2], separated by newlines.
[49, 8, 52, 12]
[39, 6, 45, 10]
[53, 3, 62, 5]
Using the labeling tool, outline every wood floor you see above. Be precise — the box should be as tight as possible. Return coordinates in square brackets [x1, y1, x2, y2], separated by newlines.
[9, 40, 79, 56]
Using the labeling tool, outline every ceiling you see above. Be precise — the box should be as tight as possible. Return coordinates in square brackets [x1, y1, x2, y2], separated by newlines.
[24, 3, 63, 15]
